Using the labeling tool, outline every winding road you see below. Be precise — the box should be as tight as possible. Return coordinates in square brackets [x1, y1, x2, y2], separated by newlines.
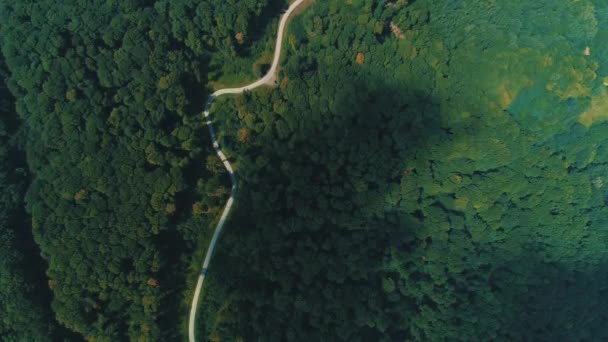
[188, 1, 308, 341]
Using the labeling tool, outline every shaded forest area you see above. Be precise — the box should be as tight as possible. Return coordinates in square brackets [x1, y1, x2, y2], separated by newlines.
[197, 0, 608, 340]
[1, 0, 608, 341]
[0, 57, 74, 342]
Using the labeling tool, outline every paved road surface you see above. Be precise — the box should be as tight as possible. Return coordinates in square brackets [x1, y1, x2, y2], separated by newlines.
[188, 1, 308, 341]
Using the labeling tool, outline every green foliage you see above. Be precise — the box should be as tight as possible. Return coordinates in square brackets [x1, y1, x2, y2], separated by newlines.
[196, 0, 608, 340]
[0, 0, 258, 339]
[0, 60, 71, 341]
[2, 0, 608, 340]
[158, 0, 288, 86]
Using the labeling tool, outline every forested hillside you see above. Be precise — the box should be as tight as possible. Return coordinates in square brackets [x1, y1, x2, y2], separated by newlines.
[2, 0, 608, 340]
[0, 0, 285, 340]
[0, 58, 64, 342]
[197, 0, 608, 340]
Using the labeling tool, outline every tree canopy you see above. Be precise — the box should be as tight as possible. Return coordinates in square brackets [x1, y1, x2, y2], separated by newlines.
[195, 0, 608, 340]
[0, 57, 75, 341]
[0, 0, 283, 339]
[1, 0, 608, 340]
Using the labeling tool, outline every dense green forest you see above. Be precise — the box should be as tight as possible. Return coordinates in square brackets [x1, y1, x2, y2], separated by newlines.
[0, 0, 286, 339]
[197, 0, 608, 340]
[0, 58, 66, 341]
[2, 0, 608, 340]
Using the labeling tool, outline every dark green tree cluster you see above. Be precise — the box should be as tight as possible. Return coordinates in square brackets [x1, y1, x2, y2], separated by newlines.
[0, 0, 279, 339]
[197, 0, 608, 340]
[159, 0, 289, 84]
[0, 59, 68, 341]
[1, 0, 608, 340]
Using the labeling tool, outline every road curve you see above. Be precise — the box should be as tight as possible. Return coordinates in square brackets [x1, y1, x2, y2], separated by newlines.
[188, 1, 308, 341]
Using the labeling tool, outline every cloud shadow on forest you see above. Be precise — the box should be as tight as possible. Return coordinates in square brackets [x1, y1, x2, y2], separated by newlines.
[193, 65, 607, 340]
[194, 72, 474, 340]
